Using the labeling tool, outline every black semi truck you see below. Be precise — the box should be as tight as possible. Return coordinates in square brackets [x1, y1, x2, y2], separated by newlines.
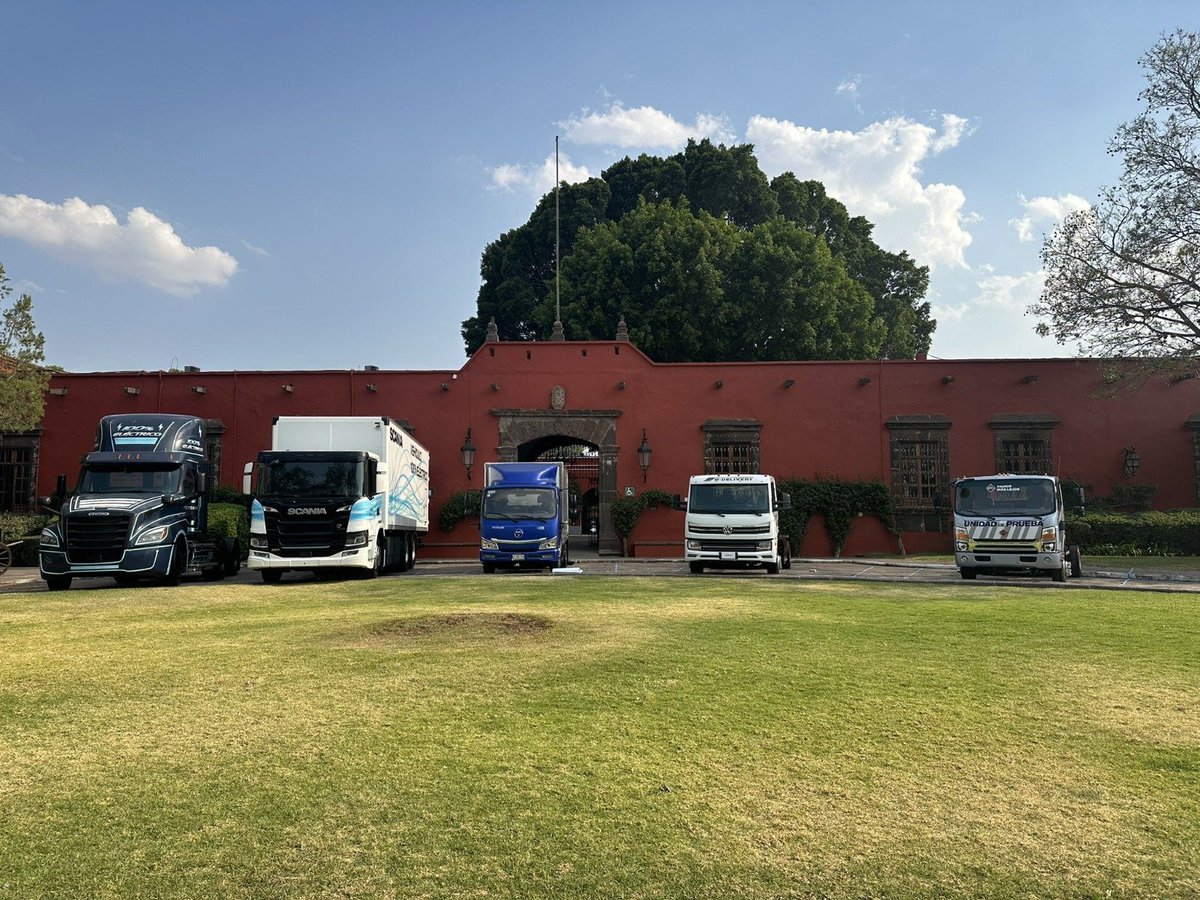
[38, 414, 240, 590]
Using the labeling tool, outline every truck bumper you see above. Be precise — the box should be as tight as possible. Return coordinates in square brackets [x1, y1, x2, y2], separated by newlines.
[480, 549, 562, 567]
[685, 548, 775, 568]
[39, 544, 174, 579]
[247, 547, 373, 571]
[956, 551, 1064, 573]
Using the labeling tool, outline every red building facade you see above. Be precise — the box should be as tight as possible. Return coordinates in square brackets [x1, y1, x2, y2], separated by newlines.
[14, 337, 1200, 558]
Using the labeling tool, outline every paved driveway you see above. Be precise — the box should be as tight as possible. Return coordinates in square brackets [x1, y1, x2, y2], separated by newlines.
[3, 557, 1199, 594]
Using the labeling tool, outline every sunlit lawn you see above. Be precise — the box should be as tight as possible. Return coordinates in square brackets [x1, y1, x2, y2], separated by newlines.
[1, 576, 1198, 898]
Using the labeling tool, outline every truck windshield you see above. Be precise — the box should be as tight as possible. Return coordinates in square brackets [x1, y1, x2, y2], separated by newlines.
[689, 484, 771, 514]
[483, 487, 557, 520]
[955, 478, 1056, 517]
[78, 464, 183, 494]
[259, 460, 364, 499]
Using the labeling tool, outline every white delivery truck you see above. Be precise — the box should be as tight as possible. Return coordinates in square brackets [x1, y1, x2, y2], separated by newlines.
[244, 416, 429, 582]
[952, 473, 1082, 582]
[680, 474, 792, 574]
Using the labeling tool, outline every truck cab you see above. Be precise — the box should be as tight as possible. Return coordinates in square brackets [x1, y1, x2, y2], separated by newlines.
[38, 414, 237, 590]
[682, 474, 791, 574]
[953, 474, 1082, 582]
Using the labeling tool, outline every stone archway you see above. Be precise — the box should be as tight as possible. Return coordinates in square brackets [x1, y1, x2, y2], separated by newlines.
[490, 408, 622, 554]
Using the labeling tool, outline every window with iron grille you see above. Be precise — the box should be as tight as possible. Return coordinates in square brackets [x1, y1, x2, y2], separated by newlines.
[702, 420, 761, 474]
[0, 432, 40, 513]
[989, 415, 1057, 476]
[886, 416, 950, 530]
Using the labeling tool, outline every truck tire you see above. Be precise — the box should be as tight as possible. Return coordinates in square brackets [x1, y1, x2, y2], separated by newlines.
[223, 538, 242, 576]
[45, 575, 72, 591]
[960, 567, 978, 580]
[782, 538, 792, 570]
[162, 538, 186, 586]
[766, 559, 780, 575]
[202, 562, 223, 582]
[560, 542, 570, 567]
[688, 561, 704, 574]
[1051, 563, 1066, 583]
[261, 570, 283, 584]
[1068, 544, 1082, 578]
[368, 536, 385, 578]
[408, 534, 418, 570]
[482, 562, 496, 574]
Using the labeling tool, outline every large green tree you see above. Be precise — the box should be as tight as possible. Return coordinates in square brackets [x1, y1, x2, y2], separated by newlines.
[0, 262, 50, 433]
[463, 139, 933, 361]
[1031, 30, 1200, 362]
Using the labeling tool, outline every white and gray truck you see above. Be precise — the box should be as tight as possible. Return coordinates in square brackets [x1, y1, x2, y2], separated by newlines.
[679, 473, 792, 574]
[952, 473, 1083, 582]
[244, 416, 429, 582]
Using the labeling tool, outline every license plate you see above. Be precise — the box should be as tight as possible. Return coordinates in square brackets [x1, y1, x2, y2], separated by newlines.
[720, 552, 736, 560]
[511, 553, 525, 561]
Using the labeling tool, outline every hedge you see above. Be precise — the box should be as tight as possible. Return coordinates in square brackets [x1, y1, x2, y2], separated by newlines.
[439, 490, 482, 532]
[208, 503, 250, 557]
[1067, 510, 1200, 556]
[0, 513, 53, 568]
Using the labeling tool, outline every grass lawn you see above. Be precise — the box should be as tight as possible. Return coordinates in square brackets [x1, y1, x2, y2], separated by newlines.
[1, 577, 1198, 899]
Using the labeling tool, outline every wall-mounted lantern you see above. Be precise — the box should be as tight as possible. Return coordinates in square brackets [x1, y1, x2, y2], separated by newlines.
[638, 429, 653, 483]
[461, 428, 476, 481]
[191, 385, 207, 394]
[783, 378, 795, 388]
[123, 386, 140, 396]
[282, 384, 294, 393]
[1123, 446, 1141, 477]
[858, 376, 872, 386]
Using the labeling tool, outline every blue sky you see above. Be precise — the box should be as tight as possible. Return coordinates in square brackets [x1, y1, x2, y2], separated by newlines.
[1, 1, 1193, 372]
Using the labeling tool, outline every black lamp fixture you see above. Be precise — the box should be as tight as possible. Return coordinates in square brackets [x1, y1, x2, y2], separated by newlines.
[637, 429, 653, 483]
[461, 428, 476, 481]
[1123, 446, 1141, 477]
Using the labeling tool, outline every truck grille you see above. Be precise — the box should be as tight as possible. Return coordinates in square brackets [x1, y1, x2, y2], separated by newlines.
[696, 539, 764, 552]
[974, 540, 1039, 553]
[65, 513, 131, 563]
[690, 524, 771, 535]
[264, 511, 347, 557]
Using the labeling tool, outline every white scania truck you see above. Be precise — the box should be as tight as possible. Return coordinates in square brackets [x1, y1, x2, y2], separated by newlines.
[244, 416, 429, 582]
[680, 474, 792, 574]
[952, 474, 1082, 582]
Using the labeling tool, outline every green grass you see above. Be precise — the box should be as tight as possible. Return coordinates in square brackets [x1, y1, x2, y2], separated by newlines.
[1, 577, 1198, 899]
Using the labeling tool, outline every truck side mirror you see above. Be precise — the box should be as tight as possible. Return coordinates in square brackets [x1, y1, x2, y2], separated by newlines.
[56, 474, 68, 498]
[196, 472, 208, 495]
[242, 462, 253, 494]
[671, 494, 686, 511]
[1072, 485, 1085, 514]
[38, 494, 61, 513]
[778, 493, 792, 511]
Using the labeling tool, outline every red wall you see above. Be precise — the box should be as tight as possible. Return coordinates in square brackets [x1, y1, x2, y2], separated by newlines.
[37, 343, 1200, 557]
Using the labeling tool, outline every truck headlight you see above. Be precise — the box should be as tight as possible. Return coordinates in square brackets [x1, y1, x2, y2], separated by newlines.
[539, 536, 559, 550]
[1040, 526, 1057, 552]
[40, 527, 59, 548]
[481, 539, 499, 550]
[249, 535, 268, 550]
[135, 525, 171, 545]
[955, 541, 968, 551]
[345, 531, 368, 548]
[756, 541, 773, 551]
[686, 540, 701, 550]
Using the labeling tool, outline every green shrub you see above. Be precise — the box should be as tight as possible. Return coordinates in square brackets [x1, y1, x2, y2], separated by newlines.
[1068, 509, 1200, 556]
[0, 513, 52, 567]
[210, 484, 251, 507]
[439, 490, 482, 533]
[779, 479, 900, 558]
[208, 503, 249, 556]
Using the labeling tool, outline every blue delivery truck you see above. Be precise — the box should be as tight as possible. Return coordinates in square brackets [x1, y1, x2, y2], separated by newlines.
[479, 461, 570, 572]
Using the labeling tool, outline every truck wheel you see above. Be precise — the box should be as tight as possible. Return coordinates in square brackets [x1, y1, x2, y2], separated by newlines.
[162, 539, 186, 586]
[1068, 545, 1082, 578]
[482, 562, 496, 574]
[223, 539, 242, 576]
[368, 537, 385, 578]
[45, 575, 72, 591]
[408, 534, 417, 570]
[201, 563, 223, 582]
[960, 567, 978, 580]
[688, 562, 704, 574]
[560, 543, 570, 567]
[782, 538, 792, 570]
[1051, 563, 1066, 583]
[766, 560, 780, 575]
[261, 570, 283, 584]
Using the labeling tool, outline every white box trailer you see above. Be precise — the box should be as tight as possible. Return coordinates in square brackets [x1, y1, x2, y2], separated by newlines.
[244, 416, 430, 582]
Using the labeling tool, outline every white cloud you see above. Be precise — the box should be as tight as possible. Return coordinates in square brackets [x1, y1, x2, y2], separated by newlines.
[746, 113, 974, 269]
[0, 194, 237, 295]
[931, 301, 971, 322]
[241, 239, 270, 258]
[1009, 192, 1091, 242]
[489, 152, 593, 195]
[972, 269, 1046, 311]
[560, 103, 735, 149]
[836, 76, 863, 112]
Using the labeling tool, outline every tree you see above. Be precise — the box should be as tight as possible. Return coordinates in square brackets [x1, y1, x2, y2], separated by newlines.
[464, 140, 933, 360]
[1031, 30, 1200, 362]
[0, 262, 49, 433]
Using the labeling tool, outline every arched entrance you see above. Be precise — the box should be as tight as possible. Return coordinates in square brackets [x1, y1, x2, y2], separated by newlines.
[491, 408, 621, 554]
[518, 438, 601, 551]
